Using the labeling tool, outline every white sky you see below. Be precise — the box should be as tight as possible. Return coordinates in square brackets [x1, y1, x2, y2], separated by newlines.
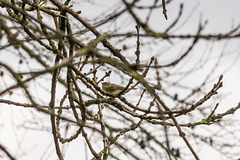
[0, 0, 240, 160]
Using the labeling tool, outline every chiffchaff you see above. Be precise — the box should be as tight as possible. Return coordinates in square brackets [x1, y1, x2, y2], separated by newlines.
[102, 82, 126, 94]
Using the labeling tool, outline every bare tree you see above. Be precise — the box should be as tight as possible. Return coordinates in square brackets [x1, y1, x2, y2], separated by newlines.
[0, 0, 240, 160]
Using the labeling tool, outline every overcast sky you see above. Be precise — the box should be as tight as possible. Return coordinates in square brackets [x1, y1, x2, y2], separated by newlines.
[1, 1, 240, 160]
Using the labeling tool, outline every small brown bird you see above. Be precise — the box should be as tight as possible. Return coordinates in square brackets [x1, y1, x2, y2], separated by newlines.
[102, 82, 126, 94]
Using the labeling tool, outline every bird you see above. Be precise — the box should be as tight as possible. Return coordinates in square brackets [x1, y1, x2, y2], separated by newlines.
[102, 82, 126, 94]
